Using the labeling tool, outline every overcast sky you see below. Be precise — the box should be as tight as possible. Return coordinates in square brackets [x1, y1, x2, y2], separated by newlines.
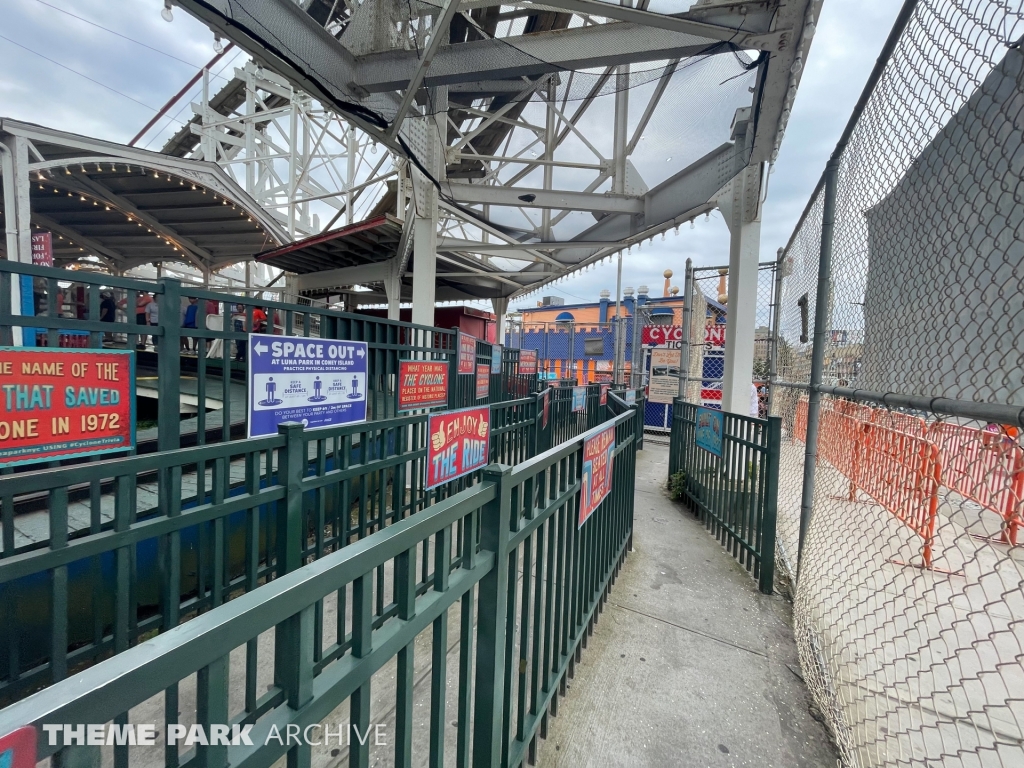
[0, 0, 903, 309]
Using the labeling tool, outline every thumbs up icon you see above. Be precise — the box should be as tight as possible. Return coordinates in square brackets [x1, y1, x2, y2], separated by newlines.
[478, 417, 488, 438]
[431, 424, 446, 452]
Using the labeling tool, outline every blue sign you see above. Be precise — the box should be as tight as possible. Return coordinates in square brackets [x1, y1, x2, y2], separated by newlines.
[624, 389, 636, 406]
[247, 333, 368, 438]
[695, 406, 723, 457]
[491, 344, 502, 374]
[572, 386, 587, 412]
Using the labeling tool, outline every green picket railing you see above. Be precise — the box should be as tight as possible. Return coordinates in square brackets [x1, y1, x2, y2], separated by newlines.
[0, 402, 641, 768]
[668, 399, 780, 594]
[0, 261, 532, 461]
[0, 387, 607, 704]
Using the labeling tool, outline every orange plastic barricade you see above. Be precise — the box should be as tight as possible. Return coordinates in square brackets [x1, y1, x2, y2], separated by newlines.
[834, 399, 873, 420]
[794, 398, 809, 442]
[817, 413, 940, 567]
[819, 409, 862, 486]
[928, 422, 1024, 544]
[871, 409, 926, 438]
[856, 422, 941, 568]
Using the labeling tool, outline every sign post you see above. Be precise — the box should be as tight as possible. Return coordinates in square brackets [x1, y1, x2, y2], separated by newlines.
[426, 405, 490, 488]
[0, 347, 135, 468]
[247, 334, 368, 438]
[579, 425, 615, 526]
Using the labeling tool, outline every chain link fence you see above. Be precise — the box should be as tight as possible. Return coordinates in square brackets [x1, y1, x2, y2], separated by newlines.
[684, 263, 776, 414]
[769, 1, 1024, 765]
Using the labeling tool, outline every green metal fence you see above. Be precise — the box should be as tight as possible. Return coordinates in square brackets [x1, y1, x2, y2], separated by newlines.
[0, 402, 641, 768]
[0, 385, 609, 704]
[0, 261, 533, 461]
[668, 400, 780, 594]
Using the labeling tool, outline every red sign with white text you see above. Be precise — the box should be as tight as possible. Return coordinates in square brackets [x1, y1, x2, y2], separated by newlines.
[705, 323, 726, 348]
[426, 406, 490, 489]
[458, 333, 477, 374]
[579, 426, 615, 527]
[600, 384, 610, 406]
[476, 364, 490, 399]
[642, 325, 683, 346]
[398, 360, 449, 411]
[641, 324, 726, 349]
[0, 726, 37, 768]
[31, 231, 53, 267]
[0, 348, 135, 467]
[519, 349, 538, 375]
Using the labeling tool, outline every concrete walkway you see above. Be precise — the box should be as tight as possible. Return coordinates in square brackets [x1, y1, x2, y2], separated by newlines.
[535, 442, 837, 768]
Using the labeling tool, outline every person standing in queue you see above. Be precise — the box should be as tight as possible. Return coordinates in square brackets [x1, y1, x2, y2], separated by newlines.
[145, 293, 159, 350]
[135, 292, 152, 348]
[182, 296, 199, 352]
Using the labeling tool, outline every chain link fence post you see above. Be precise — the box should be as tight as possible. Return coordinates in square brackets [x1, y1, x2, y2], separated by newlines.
[797, 158, 839, 571]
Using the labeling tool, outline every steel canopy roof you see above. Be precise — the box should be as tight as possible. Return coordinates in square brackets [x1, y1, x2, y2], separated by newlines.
[0, 118, 289, 272]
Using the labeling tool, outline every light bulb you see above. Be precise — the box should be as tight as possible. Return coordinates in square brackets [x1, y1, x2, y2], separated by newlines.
[690, 220, 695, 229]
[213, 35, 224, 54]
[161, 1, 173, 22]
[661, 232, 665, 241]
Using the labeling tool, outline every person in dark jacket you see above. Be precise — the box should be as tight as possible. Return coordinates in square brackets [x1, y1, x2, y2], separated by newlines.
[182, 297, 199, 352]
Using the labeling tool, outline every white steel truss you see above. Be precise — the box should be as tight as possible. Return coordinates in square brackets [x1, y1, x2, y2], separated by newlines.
[165, 0, 820, 306]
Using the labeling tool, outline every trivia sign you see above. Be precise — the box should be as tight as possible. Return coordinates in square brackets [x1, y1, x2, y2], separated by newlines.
[457, 332, 477, 375]
[579, 425, 615, 527]
[476, 364, 490, 399]
[519, 349, 538, 375]
[0, 347, 135, 468]
[426, 405, 490, 489]
[398, 360, 449, 411]
[248, 334, 368, 438]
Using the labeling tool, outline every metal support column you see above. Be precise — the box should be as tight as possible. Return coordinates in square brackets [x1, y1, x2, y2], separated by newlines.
[798, 159, 840, 570]
[541, 77, 555, 241]
[613, 251, 624, 385]
[491, 297, 508, 345]
[677, 258, 693, 400]
[630, 304, 642, 389]
[411, 207, 436, 327]
[2, 135, 32, 346]
[720, 165, 762, 415]
[767, 248, 785, 415]
[385, 260, 402, 321]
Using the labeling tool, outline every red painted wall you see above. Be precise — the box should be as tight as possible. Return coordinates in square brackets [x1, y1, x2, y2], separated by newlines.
[357, 306, 496, 343]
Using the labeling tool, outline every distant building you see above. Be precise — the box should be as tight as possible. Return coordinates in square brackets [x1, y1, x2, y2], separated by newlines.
[506, 276, 730, 415]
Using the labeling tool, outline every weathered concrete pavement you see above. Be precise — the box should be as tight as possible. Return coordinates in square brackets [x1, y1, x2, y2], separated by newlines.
[535, 441, 837, 768]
